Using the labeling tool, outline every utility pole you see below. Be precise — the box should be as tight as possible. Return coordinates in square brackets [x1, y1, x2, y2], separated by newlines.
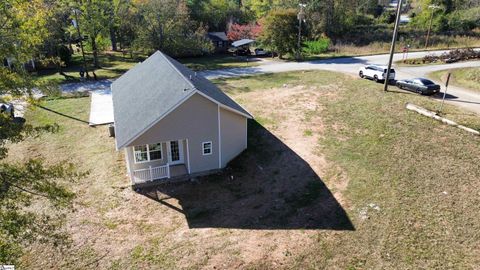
[73, 8, 90, 79]
[296, 3, 306, 61]
[424, 5, 441, 49]
[383, 0, 403, 92]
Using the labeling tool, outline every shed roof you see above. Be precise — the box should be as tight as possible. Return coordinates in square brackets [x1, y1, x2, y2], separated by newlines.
[232, 39, 255, 47]
[207, 32, 229, 42]
[112, 51, 251, 149]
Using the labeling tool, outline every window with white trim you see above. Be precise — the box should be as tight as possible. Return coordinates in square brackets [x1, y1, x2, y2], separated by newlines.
[202, 141, 212, 155]
[133, 143, 162, 163]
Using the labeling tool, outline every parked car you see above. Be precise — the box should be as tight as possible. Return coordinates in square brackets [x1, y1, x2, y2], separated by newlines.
[359, 65, 396, 82]
[254, 48, 268, 56]
[0, 103, 14, 118]
[395, 78, 441, 95]
[233, 48, 251, 56]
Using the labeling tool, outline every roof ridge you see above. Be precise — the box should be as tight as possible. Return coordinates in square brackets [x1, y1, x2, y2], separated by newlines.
[157, 51, 197, 91]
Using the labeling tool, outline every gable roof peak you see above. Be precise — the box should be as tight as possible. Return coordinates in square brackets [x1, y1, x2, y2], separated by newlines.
[112, 50, 251, 150]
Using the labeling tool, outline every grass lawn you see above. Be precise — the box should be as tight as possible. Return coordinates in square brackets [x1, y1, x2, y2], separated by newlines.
[429, 67, 480, 92]
[10, 70, 480, 269]
[35, 51, 145, 84]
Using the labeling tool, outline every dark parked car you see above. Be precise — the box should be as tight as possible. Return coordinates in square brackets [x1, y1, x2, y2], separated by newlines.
[395, 78, 441, 95]
[233, 48, 251, 56]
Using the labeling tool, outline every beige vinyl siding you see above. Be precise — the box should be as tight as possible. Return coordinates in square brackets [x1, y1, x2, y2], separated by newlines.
[129, 93, 219, 174]
[220, 108, 247, 167]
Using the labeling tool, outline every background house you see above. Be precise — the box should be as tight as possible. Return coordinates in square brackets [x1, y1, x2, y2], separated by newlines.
[207, 32, 230, 54]
[112, 51, 252, 186]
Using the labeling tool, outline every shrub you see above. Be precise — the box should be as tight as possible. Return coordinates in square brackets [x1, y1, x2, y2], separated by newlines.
[378, 11, 396, 24]
[303, 38, 331, 55]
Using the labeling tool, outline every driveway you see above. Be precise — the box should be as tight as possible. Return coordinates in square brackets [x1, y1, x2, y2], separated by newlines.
[200, 50, 480, 115]
[89, 89, 114, 125]
[59, 80, 114, 125]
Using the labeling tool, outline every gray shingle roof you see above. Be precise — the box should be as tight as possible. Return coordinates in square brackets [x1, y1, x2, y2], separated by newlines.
[112, 51, 251, 149]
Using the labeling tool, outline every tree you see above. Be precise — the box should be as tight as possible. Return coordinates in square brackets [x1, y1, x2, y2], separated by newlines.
[258, 8, 298, 58]
[188, 0, 250, 31]
[0, 0, 83, 264]
[67, 0, 112, 68]
[242, 0, 296, 18]
[134, 0, 213, 57]
[227, 22, 262, 40]
[114, 0, 137, 51]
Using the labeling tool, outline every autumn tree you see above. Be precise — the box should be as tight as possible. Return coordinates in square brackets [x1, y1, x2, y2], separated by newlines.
[227, 23, 262, 40]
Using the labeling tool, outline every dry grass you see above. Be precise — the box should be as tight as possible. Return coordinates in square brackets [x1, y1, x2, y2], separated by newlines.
[10, 70, 480, 269]
[429, 67, 480, 92]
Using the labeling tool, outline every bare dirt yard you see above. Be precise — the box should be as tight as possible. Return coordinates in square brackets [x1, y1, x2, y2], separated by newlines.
[9, 70, 480, 269]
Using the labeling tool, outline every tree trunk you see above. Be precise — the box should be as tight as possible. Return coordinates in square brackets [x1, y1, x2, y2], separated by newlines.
[91, 37, 100, 68]
[325, 0, 335, 37]
[68, 40, 74, 54]
[110, 27, 117, 51]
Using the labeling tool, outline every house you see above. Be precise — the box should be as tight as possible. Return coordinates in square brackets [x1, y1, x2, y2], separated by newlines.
[207, 32, 230, 53]
[112, 51, 252, 185]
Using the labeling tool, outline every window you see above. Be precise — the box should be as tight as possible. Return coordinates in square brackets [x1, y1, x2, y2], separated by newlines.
[148, 143, 162, 160]
[133, 143, 162, 163]
[202, 141, 212, 155]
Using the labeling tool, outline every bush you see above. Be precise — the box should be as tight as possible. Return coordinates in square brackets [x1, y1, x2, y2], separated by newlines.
[303, 38, 331, 55]
[378, 11, 396, 24]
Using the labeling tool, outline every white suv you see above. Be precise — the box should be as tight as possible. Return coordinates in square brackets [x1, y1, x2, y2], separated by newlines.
[359, 65, 395, 82]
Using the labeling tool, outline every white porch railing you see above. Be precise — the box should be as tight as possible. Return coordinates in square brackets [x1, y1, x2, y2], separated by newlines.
[132, 163, 170, 184]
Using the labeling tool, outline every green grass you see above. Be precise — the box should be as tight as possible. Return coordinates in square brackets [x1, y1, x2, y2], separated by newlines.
[11, 70, 480, 269]
[429, 67, 480, 92]
[303, 129, 313, 136]
[35, 51, 145, 84]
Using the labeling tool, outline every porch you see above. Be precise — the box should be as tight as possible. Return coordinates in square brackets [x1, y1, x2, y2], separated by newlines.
[132, 164, 188, 184]
[127, 139, 190, 185]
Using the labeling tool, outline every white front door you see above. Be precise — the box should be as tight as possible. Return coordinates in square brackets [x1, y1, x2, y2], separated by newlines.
[167, 140, 184, 165]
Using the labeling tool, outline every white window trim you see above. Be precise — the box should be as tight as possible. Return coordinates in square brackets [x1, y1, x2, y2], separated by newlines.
[202, 141, 212, 156]
[133, 143, 163, 164]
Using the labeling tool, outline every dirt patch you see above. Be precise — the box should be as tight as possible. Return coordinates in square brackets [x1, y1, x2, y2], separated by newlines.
[238, 85, 328, 174]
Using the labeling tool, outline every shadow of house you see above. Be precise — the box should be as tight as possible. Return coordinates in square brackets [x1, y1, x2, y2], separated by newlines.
[309, 56, 369, 65]
[35, 104, 90, 124]
[139, 120, 354, 231]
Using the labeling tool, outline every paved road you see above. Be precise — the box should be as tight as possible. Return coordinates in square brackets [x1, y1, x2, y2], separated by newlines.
[201, 49, 480, 114]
